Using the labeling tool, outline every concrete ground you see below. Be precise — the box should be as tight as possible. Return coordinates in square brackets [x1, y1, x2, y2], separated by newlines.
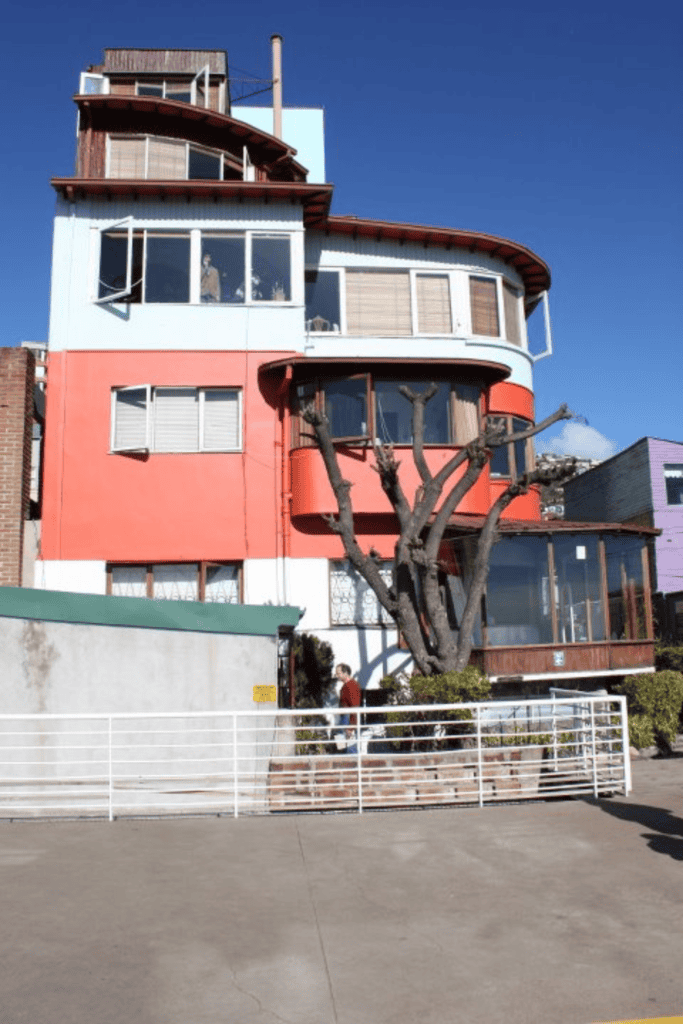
[1, 758, 682, 1024]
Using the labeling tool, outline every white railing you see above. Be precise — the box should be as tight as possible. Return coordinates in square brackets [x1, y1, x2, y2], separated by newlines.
[0, 696, 630, 820]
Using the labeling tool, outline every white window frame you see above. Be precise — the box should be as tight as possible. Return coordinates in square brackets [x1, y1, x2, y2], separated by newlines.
[410, 269, 456, 337]
[467, 274, 502, 339]
[192, 65, 210, 108]
[79, 72, 109, 95]
[501, 277, 524, 348]
[110, 384, 151, 452]
[528, 291, 554, 362]
[110, 386, 242, 454]
[135, 79, 195, 104]
[304, 266, 345, 333]
[96, 216, 135, 304]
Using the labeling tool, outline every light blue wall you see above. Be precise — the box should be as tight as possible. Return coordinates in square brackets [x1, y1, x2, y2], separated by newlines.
[236, 106, 326, 183]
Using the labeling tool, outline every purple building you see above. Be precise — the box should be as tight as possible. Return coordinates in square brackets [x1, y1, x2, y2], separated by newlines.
[564, 437, 683, 638]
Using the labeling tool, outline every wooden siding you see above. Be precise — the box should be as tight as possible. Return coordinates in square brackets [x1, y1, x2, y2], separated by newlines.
[564, 438, 652, 523]
[102, 49, 227, 76]
[471, 641, 654, 678]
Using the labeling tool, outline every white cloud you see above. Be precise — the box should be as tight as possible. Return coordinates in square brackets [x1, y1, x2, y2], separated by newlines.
[539, 422, 617, 460]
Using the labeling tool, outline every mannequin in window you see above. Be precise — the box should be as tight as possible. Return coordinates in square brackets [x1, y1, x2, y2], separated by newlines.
[201, 253, 221, 302]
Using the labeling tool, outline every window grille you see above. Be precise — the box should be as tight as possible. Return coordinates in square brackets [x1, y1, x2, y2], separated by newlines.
[330, 561, 393, 626]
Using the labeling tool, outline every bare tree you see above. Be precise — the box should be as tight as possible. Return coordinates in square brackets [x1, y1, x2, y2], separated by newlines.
[303, 389, 578, 676]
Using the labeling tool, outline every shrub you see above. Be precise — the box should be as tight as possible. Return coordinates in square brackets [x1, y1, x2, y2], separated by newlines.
[615, 671, 683, 752]
[382, 667, 491, 751]
[655, 644, 683, 675]
[292, 632, 334, 709]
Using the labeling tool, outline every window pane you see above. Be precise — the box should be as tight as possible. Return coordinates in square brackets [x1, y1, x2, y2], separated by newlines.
[251, 236, 291, 301]
[202, 390, 240, 450]
[109, 137, 146, 178]
[145, 234, 190, 303]
[503, 282, 522, 346]
[323, 379, 367, 438]
[346, 271, 411, 335]
[154, 388, 199, 451]
[604, 535, 647, 640]
[113, 388, 148, 449]
[153, 564, 199, 601]
[305, 270, 340, 330]
[470, 277, 499, 336]
[416, 275, 452, 333]
[552, 535, 605, 642]
[201, 235, 245, 303]
[99, 232, 143, 302]
[453, 384, 481, 444]
[137, 84, 163, 97]
[111, 565, 147, 598]
[330, 560, 393, 625]
[488, 417, 510, 476]
[205, 564, 240, 603]
[189, 147, 221, 179]
[375, 381, 450, 444]
[664, 464, 683, 505]
[512, 417, 530, 477]
[165, 84, 192, 103]
[147, 138, 186, 179]
[486, 536, 553, 645]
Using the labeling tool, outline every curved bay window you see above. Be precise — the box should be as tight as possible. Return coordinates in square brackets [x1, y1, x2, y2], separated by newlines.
[292, 374, 482, 448]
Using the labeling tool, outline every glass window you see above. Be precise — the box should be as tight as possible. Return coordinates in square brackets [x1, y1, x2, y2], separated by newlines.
[453, 384, 481, 444]
[111, 565, 147, 598]
[305, 270, 340, 331]
[416, 275, 452, 333]
[252, 236, 291, 301]
[153, 564, 199, 601]
[144, 234, 190, 303]
[202, 389, 240, 450]
[201, 235, 245, 304]
[375, 381, 450, 445]
[189, 147, 222, 180]
[323, 379, 367, 439]
[664, 464, 683, 505]
[109, 563, 241, 602]
[153, 388, 199, 452]
[137, 83, 163, 97]
[111, 387, 241, 453]
[98, 231, 143, 303]
[165, 84, 192, 103]
[552, 535, 605, 643]
[488, 417, 511, 476]
[604, 535, 647, 640]
[486, 535, 553, 645]
[205, 564, 240, 603]
[512, 417, 530, 477]
[330, 560, 393, 626]
[503, 282, 522, 346]
[470, 277, 500, 336]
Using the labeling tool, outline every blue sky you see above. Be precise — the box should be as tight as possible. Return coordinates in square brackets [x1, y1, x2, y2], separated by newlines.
[1, 0, 680, 457]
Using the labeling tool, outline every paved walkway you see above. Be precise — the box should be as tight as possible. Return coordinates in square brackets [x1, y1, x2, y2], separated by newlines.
[1, 757, 682, 1024]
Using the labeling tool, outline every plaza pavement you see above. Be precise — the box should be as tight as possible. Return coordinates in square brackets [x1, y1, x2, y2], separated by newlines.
[1, 756, 682, 1024]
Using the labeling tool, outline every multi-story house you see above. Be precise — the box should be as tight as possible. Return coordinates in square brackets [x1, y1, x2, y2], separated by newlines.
[565, 437, 683, 641]
[37, 41, 658, 691]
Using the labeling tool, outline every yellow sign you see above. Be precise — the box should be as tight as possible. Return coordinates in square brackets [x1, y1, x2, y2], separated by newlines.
[253, 685, 277, 703]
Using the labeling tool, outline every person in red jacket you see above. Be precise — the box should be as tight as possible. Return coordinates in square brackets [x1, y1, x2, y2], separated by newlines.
[335, 663, 361, 752]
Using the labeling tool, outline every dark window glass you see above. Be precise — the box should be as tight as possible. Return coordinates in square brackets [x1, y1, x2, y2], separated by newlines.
[375, 381, 450, 445]
[252, 237, 290, 301]
[144, 234, 190, 303]
[488, 417, 510, 476]
[189, 148, 222, 180]
[664, 464, 683, 505]
[552, 535, 605, 642]
[201, 235, 245, 304]
[98, 232, 143, 302]
[604, 535, 647, 640]
[137, 84, 163, 97]
[323, 379, 367, 439]
[486, 535, 553, 645]
[165, 85, 192, 103]
[305, 270, 340, 330]
[512, 417, 530, 477]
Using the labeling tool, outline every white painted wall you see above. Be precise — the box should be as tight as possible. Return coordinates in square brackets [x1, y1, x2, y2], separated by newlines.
[237, 106, 326, 183]
[35, 560, 107, 594]
[48, 199, 306, 354]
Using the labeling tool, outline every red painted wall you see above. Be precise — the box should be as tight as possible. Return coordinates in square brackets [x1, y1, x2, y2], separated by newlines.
[42, 354, 539, 564]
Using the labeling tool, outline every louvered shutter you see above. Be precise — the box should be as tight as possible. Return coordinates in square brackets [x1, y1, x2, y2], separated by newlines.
[503, 282, 522, 346]
[153, 388, 199, 451]
[416, 275, 452, 333]
[112, 386, 150, 450]
[346, 272, 411, 336]
[147, 138, 187, 179]
[202, 390, 240, 450]
[108, 137, 146, 179]
[469, 277, 500, 336]
[453, 384, 481, 444]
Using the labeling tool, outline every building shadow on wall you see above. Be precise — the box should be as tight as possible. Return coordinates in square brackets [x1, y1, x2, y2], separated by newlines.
[582, 795, 683, 861]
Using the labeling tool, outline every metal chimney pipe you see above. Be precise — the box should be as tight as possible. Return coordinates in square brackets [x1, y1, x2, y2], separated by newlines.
[271, 33, 283, 139]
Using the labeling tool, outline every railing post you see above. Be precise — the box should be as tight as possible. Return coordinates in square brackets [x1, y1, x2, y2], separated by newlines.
[233, 714, 239, 818]
[552, 696, 558, 772]
[590, 700, 599, 798]
[620, 696, 632, 795]
[476, 705, 484, 807]
[357, 712, 363, 815]
[108, 716, 113, 823]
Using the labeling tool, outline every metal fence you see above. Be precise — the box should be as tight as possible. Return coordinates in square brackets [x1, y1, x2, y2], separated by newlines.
[0, 695, 630, 820]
